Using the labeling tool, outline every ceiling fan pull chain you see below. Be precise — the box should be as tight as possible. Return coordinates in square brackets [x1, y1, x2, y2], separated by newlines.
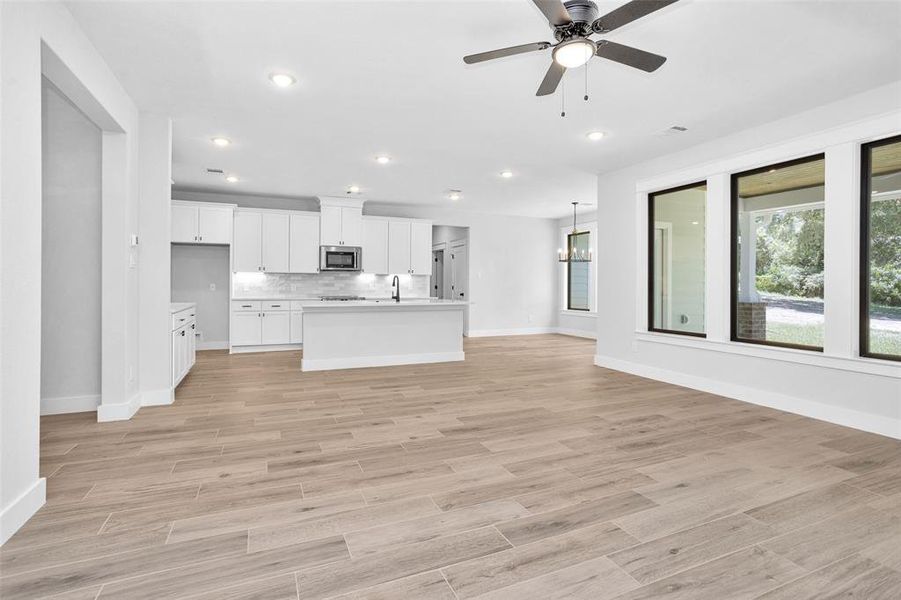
[584, 61, 589, 102]
[561, 76, 566, 118]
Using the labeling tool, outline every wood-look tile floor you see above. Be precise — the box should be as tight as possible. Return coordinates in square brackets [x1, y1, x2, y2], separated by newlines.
[3, 335, 901, 599]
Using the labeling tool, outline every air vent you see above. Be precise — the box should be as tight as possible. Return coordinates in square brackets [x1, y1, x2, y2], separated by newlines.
[656, 125, 689, 138]
[206, 168, 224, 174]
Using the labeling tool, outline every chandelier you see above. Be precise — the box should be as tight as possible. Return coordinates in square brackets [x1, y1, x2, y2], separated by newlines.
[558, 202, 592, 262]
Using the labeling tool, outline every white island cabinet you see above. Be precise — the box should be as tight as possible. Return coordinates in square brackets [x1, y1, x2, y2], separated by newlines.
[301, 300, 465, 371]
[171, 303, 196, 388]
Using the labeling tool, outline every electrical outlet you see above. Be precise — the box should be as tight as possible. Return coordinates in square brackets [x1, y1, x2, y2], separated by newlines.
[209, 283, 216, 291]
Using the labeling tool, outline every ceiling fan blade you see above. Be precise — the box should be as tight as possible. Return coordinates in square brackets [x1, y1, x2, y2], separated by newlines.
[464, 41, 550, 64]
[531, 0, 573, 27]
[536, 61, 566, 96]
[593, 0, 679, 33]
[595, 40, 667, 72]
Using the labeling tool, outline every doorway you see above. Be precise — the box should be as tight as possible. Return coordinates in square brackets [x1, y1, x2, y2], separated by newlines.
[431, 249, 445, 299]
[431, 225, 470, 335]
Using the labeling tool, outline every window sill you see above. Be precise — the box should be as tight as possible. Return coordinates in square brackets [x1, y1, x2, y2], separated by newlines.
[633, 331, 901, 379]
[561, 310, 597, 317]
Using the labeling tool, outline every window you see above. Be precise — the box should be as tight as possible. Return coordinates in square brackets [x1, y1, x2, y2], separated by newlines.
[731, 154, 825, 350]
[860, 135, 901, 361]
[648, 182, 707, 337]
[567, 231, 591, 311]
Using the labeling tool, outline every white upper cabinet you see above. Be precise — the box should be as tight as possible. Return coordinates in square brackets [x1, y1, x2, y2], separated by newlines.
[233, 211, 262, 272]
[320, 205, 343, 246]
[387, 219, 412, 275]
[171, 201, 234, 244]
[197, 206, 233, 244]
[289, 213, 320, 273]
[339, 207, 363, 246]
[410, 221, 432, 275]
[319, 198, 364, 246]
[261, 213, 289, 273]
[171, 204, 198, 243]
[362, 218, 389, 275]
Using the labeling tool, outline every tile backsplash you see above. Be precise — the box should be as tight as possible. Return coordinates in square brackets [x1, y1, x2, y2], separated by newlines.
[232, 272, 431, 299]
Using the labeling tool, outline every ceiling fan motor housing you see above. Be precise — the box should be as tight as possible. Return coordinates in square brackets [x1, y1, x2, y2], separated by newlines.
[563, 0, 599, 25]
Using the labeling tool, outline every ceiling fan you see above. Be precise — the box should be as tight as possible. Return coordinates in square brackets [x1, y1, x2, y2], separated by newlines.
[464, 0, 678, 96]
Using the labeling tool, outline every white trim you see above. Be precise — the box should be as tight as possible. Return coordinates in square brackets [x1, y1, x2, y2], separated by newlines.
[141, 388, 174, 407]
[40, 394, 100, 415]
[594, 353, 901, 440]
[559, 310, 597, 318]
[97, 392, 142, 422]
[634, 331, 901, 379]
[1, 478, 46, 546]
[467, 327, 556, 338]
[230, 344, 302, 354]
[302, 351, 464, 372]
[556, 327, 597, 340]
[197, 341, 228, 350]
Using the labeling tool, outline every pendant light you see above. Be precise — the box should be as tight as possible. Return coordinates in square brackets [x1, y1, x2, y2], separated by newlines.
[558, 201, 592, 263]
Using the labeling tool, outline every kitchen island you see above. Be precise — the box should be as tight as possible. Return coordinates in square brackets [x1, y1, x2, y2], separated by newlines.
[301, 299, 466, 371]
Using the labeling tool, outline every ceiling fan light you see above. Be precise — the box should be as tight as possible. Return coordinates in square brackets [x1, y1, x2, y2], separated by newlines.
[553, 39, 596, 69]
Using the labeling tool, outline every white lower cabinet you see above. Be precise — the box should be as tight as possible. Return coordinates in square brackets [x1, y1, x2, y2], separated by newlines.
[290, 310, 304, 344]
[171, 307, 196, 388]
[231, 300, 299, 350]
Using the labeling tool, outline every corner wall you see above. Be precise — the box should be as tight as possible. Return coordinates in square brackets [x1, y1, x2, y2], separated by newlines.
[1, 1, 140, 544]
[593, 82, 901, 439]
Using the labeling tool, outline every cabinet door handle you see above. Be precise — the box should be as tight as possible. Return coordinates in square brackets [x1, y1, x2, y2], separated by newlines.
[199, 235, 203, 241]
[191, 324, 195, 329]
[241, 304, 252, 308]
[271, 304, 281, 308]
[181, 330, 185, 336]
[262, 312, 266, 317]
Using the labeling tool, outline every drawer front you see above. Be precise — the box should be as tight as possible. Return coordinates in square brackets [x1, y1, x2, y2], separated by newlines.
[232, 301, 262, 312]
[263, 301, 289, 311]
[290, 301, 307, 311]
[171, 309, 195, 331]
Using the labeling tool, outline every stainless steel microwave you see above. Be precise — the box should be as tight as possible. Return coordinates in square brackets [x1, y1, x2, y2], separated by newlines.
[319, 246, 362, 271]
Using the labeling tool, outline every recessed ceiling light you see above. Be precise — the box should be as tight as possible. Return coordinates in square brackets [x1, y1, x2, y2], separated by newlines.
[586, 131, 606, 141]
[211, 137, 231, 147]
[347, 185, 361, 194]
[768, 168, 777, 173]
[225, 175, 239, 183]
[269, 72, 296, 88]
[375, 155, 391, 165]
[448, 190, 462, 201]
[500, 170, 514, 179]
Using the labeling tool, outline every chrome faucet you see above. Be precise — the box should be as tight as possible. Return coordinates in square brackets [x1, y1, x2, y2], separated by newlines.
[391, 275, 400, 303]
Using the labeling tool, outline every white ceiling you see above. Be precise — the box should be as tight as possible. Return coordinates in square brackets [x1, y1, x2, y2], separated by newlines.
[66, 0, 901, 218]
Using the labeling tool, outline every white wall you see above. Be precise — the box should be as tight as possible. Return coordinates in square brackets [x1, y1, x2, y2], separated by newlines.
[171, 245, 230, 348]
[40, 79, 102, 414]
[593, 82, 901, 439]
[1, 1, 140, 545]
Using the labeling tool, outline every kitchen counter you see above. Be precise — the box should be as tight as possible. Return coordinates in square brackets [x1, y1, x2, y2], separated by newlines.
[170, 302, 196, 314]
[301, 300, 465, 372]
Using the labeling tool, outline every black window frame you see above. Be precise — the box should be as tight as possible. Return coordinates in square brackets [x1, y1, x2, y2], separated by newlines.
[647, 181, 708, 338]
[730, 153, 826, 352]
[566, 231, 591, 312]
[859, 134, 901, 362]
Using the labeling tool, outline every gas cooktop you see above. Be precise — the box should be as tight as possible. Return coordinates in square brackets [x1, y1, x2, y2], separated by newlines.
[319, 295, 366, 302]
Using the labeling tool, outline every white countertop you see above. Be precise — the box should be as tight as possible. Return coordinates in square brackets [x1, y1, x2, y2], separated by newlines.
[303, 299, 467, 311]
[170, 302, 196, 314]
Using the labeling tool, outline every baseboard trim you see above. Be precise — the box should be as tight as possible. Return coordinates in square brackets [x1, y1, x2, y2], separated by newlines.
[230, 344, 302, 354]
[197, 341, 228, 350]
[594, 354, 901, 440]
[467, 327, 556, 338]
[1, 478, 46, 546]
[302, 351, 464, 372]
[97, 392, 142, 422]
[40, 394, 100, 415]
[141, 387, 174, 407]
[555, 327, 597, 340]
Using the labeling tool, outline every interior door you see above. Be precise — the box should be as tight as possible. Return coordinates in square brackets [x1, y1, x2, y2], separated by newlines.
[262, 213, 289, 272]
[171, 205, 197, 243]
[431, 250, 444, 298]
[451, 242, 468, 301]
[197, 206, 232, 244]
[233, 211, 262, 272]
[289, 213, 320, 273]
